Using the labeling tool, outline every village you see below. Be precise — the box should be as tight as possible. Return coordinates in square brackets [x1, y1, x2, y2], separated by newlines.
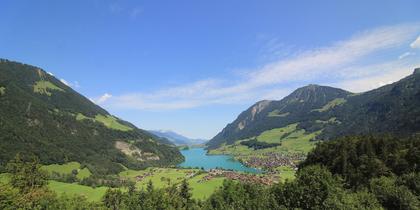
[241, 152, 305, 171]
[132, 167, 281, 187]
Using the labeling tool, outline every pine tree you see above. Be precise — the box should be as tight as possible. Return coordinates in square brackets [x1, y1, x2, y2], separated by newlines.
[6, 154, 48, 193]
[147, 180, 154, 193]
[179, 179, 192, 209]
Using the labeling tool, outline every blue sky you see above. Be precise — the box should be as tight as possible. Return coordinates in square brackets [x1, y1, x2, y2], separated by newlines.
[1, 0, 420, 139]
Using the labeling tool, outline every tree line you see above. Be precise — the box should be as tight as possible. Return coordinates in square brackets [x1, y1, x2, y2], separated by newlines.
[1, 135, 419, 209]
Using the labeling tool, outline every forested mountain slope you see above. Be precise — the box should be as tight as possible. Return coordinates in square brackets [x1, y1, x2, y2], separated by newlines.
[0, 59, 183, 174]
[208, 68, 420, 149]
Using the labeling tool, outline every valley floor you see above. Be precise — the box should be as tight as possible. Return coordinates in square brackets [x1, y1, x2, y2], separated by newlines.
[1, 161, 291, 201]
[207, 123, 319, 178]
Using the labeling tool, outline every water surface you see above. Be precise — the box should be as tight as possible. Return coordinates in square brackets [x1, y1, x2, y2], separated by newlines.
[178, 147, 261, 173]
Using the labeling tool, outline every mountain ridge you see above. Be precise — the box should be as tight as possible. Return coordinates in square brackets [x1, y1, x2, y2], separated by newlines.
[207, 84, 351, 149]
[0, 59, 184, 174]
[207, 68, 420, 149]
[149, 130, 207, 145]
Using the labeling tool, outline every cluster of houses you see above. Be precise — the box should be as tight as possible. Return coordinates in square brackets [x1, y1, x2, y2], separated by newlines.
[200, 169, 279, 185]
[243, 152, 305, 170]
[135, 172, 153, 181]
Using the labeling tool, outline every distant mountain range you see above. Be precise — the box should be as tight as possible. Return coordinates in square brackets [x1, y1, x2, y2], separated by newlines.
[207, 68, 420, 149]
[149, 130, 207, 145]
[0, 59, 183, 174]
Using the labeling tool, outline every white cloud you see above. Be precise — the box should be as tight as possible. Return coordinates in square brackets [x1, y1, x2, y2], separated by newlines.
[108, 3, 143, 19]
[60, 79, 80, 89]
[60, 79, 69, 86]
[329, 61, 420, 93]
[47, 72, 54, 76]
[410, 35, 420, 48]
[248, 24, 420, 86]
[399, 52, 414, 60]
[95, 93, 113, 104]
[97, 23, 420, 111]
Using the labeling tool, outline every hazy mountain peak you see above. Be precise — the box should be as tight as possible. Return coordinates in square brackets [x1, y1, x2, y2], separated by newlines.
[149, 130, 207, 145]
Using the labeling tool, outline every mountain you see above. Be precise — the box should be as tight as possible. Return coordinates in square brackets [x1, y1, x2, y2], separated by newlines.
[149, 130, 207, 145]
[0, 59, 184, 175]
[207, 68, 420, 150]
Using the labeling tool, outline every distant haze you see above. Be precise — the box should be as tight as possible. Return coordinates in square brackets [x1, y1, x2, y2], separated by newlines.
[149, 130, 207, 145]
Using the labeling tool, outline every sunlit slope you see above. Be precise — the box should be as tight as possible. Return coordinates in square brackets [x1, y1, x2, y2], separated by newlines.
[208, 68, 420, 151]
[0, 59, 183, 175]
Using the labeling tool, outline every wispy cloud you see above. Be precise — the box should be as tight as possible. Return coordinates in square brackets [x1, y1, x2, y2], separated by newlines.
[96, 23, 420, 111]
[60, 79, 80, 89]
[108, 2, 143, 19]
[130, 7, 142, 19]
[94, 93, 113, 104]
[410, 35, 420, 48]
[329, 60, 420, 92]
[399, 52, 415, 60]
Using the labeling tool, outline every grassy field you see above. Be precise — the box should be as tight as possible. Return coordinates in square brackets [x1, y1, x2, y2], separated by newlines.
[257, 123, 298, 143]
[46, 167, 225, 201]
[120, 168, 200, 189]
[312, 98, 346, 112]
[209, 123, 319, 157]
[0, 173, 11, 184]
[41, 162, 92, 179]
[33, 80, 64, 96]
[0, 86, 5, 95]
[188, 174, 225, 200]
[76, 113, 133, 131]
[2, 166, 227, 201]
[48, 180, 109, 202]
[119, 168, 225, 199]
[267, 110, 290, 117]
[1, 172, 106, 202]
[94, 115, 133, 131]
[275, 166, 296, 182]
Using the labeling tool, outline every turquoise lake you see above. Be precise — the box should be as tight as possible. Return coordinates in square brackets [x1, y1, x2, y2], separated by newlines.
[178, 147, 261, 173]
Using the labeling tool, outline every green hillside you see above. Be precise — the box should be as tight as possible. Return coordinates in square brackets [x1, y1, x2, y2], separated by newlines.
[207, 68, 420, 151]
[0, 59, 183, 175]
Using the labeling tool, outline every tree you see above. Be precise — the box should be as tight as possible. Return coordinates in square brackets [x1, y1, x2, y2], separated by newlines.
[146, 180, 154, 193]
[370, 176, 420, 210]
[273, 165, 345, 209]
[6, 154, 48, 193]
[103, 188, 123, 210]
[2, 154, 58, 209]
[180, 179, 191, 201]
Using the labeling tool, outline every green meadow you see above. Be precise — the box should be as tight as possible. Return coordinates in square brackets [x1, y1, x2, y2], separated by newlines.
[76, 113, 133, 131]
[41, 161, 92, 180]
[2, 166, 226, 202]
[119, 168, 225, 200]
[275, 166, 296, 182]
[48, 180, 109, 202]
[188, 174, 226, 200]
[208, 123, 319, 157]
[33, 80, 64, 96]
[0, 86, 5, 95]
[0, 173, 11, 184]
